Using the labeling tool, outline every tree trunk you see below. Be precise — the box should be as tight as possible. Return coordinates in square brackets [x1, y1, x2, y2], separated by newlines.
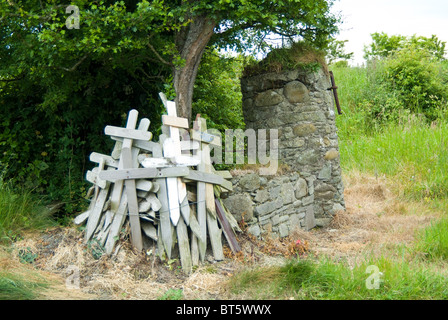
[173, 15, 216, 122]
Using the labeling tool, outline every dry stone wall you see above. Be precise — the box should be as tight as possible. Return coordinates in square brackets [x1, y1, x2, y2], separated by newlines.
[223, 66, 345, 238]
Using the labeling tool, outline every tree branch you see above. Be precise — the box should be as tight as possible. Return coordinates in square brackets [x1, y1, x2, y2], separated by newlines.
[147, 38, 173, 67]
[61, 55, 88, 72]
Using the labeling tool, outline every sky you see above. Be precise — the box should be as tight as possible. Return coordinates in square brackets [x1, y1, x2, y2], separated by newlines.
[331, 0, 448, 65]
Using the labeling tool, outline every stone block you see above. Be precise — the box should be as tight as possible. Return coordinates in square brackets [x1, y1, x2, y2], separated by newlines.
[293, 123, 317, 137]
[280, 183, 295, 205]
[222, 194, 254, 222]
[279, 223, 290, 237]
[254, 90, 284, 107]
[255, 199, 283, 216]
[239, 173, 261, 191]
[304, 206, 316, 231]
[294, 178, 308, 199]
[324, 148, 339, 160]
[254, 189, 269, 203]
[284, 81, 310, 103]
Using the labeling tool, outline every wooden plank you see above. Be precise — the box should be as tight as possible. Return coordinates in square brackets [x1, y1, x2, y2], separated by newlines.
[214, 170, 233, 180]
[86, 167, 108, 189]
[160, 95, 184, 228]
[109, 109, 139, 212]
[151, 133, 174, 258]
[176, 216, 192, 274]
[147, 193, 162, 212]
[141, 221, 158, 241]
[112, 136, 160, 153]
[139, 156, 171, 168]
[89, 152, 119, 168]
[98, 166, 189, 181]
[190, 203, 199, 267]
[85, 184, 110, 242]
[198, 116, 224, 261]
[74, 209, 90, 225]
[104, 191, 128, 255]
[171, 155, 201, 167]
[215, 198, 241, 253]
[207, 210, 224, 261]
[162, 115, 189, 129]
[179, 196, 190, 226]
[184, 170, 224, 186]
[166, 177, 180, 226]
[135, 179, 153, 192]
[178, 178, 187, 203]
[121, 147, 143, 252]
[180, 140, 200, 151]
[105, 125, 153, 141]
[191, 129, 221, 146]
[156, 176, 174, 259]
[196, 179, 207, 262]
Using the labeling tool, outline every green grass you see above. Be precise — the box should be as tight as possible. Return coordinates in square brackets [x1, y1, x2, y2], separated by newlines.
[0, 271, 49, 300]
[332, 64, 448, 201]
[414, 215, 448, 261]
[0, 178, 55, 244]
[229, 256, 448, 300]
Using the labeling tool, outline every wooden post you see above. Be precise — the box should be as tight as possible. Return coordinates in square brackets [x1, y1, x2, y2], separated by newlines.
[193, 116, 224, 261]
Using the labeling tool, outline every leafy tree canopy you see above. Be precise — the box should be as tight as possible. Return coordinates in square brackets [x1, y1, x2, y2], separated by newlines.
[1, 0, 340, 119]
[364, 32, 447, 61]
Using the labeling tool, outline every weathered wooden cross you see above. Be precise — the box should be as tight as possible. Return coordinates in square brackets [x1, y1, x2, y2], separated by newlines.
[77, 94, 240, 273]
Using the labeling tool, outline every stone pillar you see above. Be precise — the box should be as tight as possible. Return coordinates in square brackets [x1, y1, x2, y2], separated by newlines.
[224, 65, 345, 238]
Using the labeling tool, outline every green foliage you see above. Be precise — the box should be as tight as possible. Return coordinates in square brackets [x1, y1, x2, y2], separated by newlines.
[378, 48, 448, 120]
[0, 178, 55, 244]
[364, 32, 446, 61]
[193, 48, 245, 131]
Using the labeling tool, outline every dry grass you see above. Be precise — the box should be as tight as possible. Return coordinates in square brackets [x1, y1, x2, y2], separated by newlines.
[3, 171, 440, 300]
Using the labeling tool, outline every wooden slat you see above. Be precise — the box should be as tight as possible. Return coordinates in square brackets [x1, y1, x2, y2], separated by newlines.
[89, 152, 119, 168]
[180, 140, 200, 151]
[160, 94, 185, 228]
[111, 136, 160, 153]
[104, 191, 128, 255]
[85, 184, 110, 242]
[179, 196, 190, 226]
[141, 221, 158, 241]
[121, 147, 143, 252]
[105, 125, 153, 141]
[157, 176, 174, 259]
[184, 170, 224, 186]
[86, 167, 108, 189]
[191, 129, 222, 146]
[198, 116, 224, 261]
[109, 109, 139, 212]
[162, 115, 189, 129]
[176, 216, 192, 274]
[98, 166, 189, 181]
[215, 198, 241, 253]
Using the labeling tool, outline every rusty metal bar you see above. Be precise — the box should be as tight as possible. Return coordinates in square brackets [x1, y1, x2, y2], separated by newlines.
[328, 71, 342, 115]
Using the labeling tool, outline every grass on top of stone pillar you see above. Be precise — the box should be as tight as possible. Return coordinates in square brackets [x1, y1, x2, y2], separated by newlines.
[242, 41, 328, 78]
